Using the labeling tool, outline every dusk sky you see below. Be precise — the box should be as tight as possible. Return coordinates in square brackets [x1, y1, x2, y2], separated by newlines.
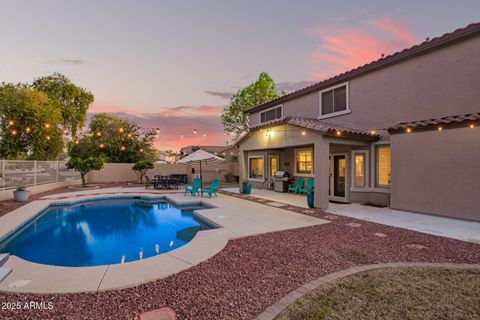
[1, 1, 479, 150]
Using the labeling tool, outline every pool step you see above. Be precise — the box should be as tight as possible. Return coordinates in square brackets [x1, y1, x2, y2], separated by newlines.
[0, 267, 12, 283]
[0, 253, 9, 266]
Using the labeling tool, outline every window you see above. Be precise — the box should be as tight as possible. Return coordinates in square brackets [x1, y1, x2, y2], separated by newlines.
[260, 105, 282, 123]
[269, 155, 279, 177]
[295, 148, 313, 175]
[320, 83, 348, 117]
[249, 156, 264, 180]
[375, 145, 391, 188]
[353, 153, 366, 188]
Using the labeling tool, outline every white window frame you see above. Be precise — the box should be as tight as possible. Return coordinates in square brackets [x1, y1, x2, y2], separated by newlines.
[318, 82, 350, 119]
[248, 155, 265, 182]
[371, 142, 391, 190]
[268, 154, 280, 178]
[351, 150, 369, 191]
[294, 147, 314, 177]
[259, 105, 283, 124]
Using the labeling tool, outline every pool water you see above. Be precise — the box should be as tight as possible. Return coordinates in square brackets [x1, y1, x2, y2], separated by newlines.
[0, 198, 213, 267]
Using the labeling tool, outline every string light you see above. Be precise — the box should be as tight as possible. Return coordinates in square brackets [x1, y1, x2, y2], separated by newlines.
[46, 135, 51, 141]
[11, 130, 17, 136]
[118, 128, 124, 133]
[370, 130, 376, 135]
[99, 143, 104, 149]
[193, 129, 197, 134]
[120, 146, 126, 151]
[45, 123, 50, 129]
[336, 130, 342, 136]
[25, 127, 31, 133]
[202, 133, 207, 137]
[301, 131, 306, 136]
[127, 133, 132, 138]
[63, 130, 68, 135]
[96, 131, 102, 137]
[8, 120, 14, 126]
[139, 148, 144, 153]
[75, 140, 80, 145]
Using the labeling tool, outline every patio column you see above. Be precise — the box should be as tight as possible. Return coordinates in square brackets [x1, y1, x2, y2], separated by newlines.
[314, 136, 329, 210]
[238, 149, 248, 188]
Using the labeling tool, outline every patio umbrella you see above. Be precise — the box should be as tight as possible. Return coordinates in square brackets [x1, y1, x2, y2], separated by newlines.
[177, 149, 225, 189]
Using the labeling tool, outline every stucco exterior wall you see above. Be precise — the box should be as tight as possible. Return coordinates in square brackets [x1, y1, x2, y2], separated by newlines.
[249, 36, 480, 132]
[390, 127, 480, 221]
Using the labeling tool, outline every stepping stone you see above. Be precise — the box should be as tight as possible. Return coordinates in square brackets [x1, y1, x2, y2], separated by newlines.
[266, 202, 288, 207]
[374, 232, 387, 238]
[346, 222, 362, 228]
[303, 209, 315, 214]
[0, 267, 12, 283]
[139, 307, 177, 320]
[324, 215, 338, 220]
[407, 244, 427, 250]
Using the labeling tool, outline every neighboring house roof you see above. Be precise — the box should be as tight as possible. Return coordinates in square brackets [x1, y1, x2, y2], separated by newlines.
[215, 145, 237, 154]
[179, 145, 226, 155]
[236, 116, 378, 145]
[247, 22, 480, 114]
[388, 112, 480, 131]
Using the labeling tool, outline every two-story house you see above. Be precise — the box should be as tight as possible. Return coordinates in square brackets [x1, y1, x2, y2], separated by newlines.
[236, 22, 480, 221]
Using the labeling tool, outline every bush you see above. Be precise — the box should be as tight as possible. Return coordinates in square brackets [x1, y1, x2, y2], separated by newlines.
[132, 160, 154, 183]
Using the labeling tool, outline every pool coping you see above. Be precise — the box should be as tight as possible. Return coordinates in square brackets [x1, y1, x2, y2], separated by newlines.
[0, 191, 329, 294]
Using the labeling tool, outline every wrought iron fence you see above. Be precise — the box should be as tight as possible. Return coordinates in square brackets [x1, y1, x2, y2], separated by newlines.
[0, 160, 80, 190]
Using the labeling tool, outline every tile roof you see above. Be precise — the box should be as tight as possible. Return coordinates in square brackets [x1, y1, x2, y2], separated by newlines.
[179, 145, 226, 155]
[249, 116, 375, 136]
[247, 22, 480, 114]
[388, 112, 480, 130]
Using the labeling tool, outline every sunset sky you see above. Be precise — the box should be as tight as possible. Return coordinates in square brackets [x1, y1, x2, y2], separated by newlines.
[1, 1, 479, 150]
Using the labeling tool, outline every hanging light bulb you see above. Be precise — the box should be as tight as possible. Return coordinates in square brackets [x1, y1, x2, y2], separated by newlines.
[45, 123, 50, 129]
[11, 130, 17, 136]
[46, 135, 51, 141]
[193, 129, 197, 134]
[8, 120, 14, 126]
[96, 131, 102, 137]
[118, 127, 124, 133]
[25, 127, 31, 133]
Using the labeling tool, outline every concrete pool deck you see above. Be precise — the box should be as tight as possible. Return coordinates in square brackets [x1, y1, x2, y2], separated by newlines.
[0, 190, 328, 293]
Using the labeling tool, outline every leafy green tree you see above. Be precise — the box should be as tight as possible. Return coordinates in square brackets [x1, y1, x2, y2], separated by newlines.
[69, 113, 158, 163]
[221, 72, 279, 138]
[0, 84, 63, 160]
[32, 73, 94, 137]
[132, 160, 154, 183]
[66, 156, 105, 187]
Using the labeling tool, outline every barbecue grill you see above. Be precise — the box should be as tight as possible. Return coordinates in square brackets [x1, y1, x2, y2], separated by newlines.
[272, 171, 291, 192]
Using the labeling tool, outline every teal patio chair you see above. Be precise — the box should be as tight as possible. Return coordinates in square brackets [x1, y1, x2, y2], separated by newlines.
[288, 177, 304, 194]
[201, 178, 220, 198]
[299, 177, 314, 194]
[184, 178, 201, 196]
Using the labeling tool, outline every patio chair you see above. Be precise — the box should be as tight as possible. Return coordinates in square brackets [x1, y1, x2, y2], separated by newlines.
[201, 178, 220, 198]
[299, 177, 314, 194]
[145, 175, 153, 189]
[288, 177, 304, 194]
[184, 178, 201, 196]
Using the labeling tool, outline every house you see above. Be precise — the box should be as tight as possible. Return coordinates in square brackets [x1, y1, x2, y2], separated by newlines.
[237, 22, 480, 221]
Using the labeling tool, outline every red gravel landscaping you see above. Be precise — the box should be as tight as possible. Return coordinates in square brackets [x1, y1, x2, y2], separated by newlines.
[1, 194, 480, 320]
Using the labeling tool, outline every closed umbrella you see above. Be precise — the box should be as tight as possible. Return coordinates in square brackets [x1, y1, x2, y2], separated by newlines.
[177, 149, 225, 189]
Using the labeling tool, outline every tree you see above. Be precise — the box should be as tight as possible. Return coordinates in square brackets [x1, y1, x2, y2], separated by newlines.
[221, 72, 279, 138]
[69, 113, 158, 163]
[66, 156, 104, 187]
[132, 160, 154, 183]
[32, 73, 94, 137]
[0, 84, 63, 160]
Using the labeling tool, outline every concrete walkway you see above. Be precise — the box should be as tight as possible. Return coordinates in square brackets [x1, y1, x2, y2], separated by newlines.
[221, 187, 480, 243]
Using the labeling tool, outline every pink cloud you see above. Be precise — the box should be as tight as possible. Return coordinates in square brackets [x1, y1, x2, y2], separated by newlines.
[89, 102, 135, 114]
[305, 17, 417, 80]
[87, 104, 230, 151]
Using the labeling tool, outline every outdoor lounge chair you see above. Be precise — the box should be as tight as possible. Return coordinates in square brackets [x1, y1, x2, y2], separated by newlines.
[299, 177, 314, 194]
[201, 178, 220, 198]
[184, 178, 201, 196]
[288, 177, 304, 194]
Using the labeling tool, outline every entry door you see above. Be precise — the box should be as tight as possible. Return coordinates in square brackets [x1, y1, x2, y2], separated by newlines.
[268, 155, 280, 178]
[331, 155, 346, 199]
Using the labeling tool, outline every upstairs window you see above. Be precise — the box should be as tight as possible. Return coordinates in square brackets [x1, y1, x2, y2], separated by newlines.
[260, 105, 282, 123]
[320, 83, 349, 117]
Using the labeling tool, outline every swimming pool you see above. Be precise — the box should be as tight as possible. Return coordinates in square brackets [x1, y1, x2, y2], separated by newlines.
[0, 198, 214, 267]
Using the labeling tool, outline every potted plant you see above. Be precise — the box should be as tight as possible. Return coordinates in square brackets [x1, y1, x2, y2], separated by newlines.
[13, 185, 30, 202]
[224, 171, 234, 182]
[242, 181, 252, 195]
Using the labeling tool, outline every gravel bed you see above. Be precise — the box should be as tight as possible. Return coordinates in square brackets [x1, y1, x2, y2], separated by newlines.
[1, 193, 480, 319]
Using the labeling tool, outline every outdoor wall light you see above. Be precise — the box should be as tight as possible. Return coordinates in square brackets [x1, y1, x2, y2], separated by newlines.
[437, 126, 443, 131]
[301, 131, 306, 136]
[406, 128, 412, 133]
[470, 124, 475, 128]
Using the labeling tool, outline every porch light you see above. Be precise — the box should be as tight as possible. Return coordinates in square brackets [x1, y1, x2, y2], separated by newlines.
[406, 128, 412, 133]
[470, 124, 475, 128]
[301, 131, 306, 136]
[437, 126, 443, 131]
[336, 130, 342, 136]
